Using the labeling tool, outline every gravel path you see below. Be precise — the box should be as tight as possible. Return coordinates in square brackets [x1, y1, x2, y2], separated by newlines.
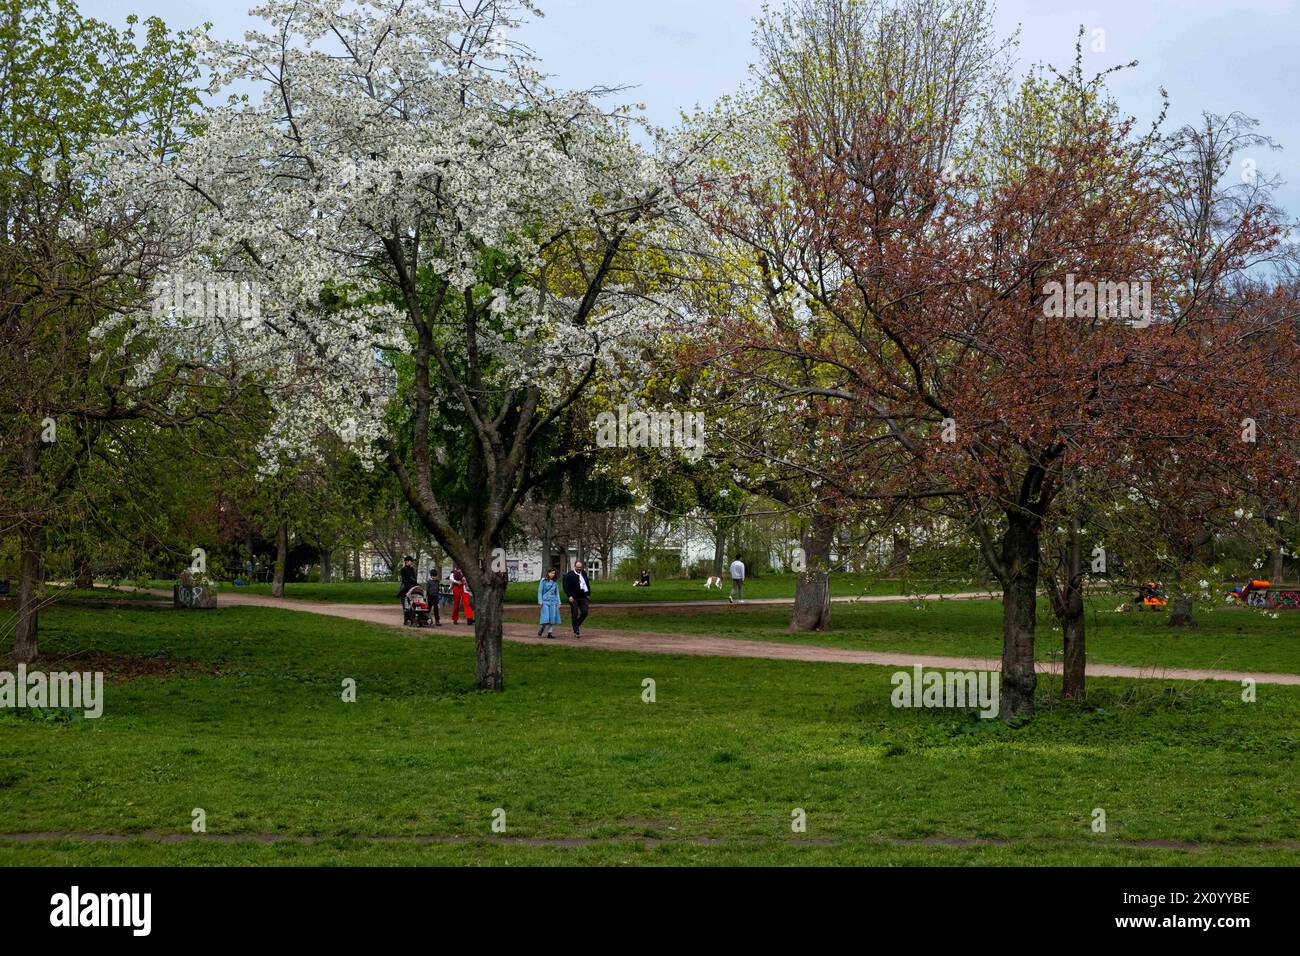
[207, 590, 1300, 686]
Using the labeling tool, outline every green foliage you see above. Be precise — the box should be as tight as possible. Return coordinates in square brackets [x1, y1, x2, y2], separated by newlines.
[0, 0, 203, 210]
[0, 0, 208, 626]
[615, 550, 682, 580]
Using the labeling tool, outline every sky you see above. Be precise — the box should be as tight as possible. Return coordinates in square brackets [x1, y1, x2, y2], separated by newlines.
[77, 0, 1300, 217]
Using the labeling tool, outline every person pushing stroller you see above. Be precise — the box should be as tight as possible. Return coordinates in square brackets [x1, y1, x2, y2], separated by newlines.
[398, 556, 418, 624]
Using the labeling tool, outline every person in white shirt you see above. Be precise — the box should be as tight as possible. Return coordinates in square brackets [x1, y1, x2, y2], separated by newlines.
[728, 554, 745, 604]
[562, 560, 592, 637]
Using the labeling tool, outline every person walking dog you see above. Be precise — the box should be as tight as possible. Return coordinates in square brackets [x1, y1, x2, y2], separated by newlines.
[537, 568, 561, 639]
[728, 554, 746, 604]
[562, 560, 592, 637]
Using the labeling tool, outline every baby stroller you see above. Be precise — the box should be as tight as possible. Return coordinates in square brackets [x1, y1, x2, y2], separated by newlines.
[403, 585, 433, 627]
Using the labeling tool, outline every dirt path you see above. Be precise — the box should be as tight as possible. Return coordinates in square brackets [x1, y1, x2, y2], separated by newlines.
[497, 590, 1001, 608]
[125, 585, 999, 610]
[205, 590, 1300, 686]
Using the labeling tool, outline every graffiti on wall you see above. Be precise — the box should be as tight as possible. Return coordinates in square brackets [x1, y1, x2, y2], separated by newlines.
[174, 570, 217, 609]
[1268, 590, 1300, 609]
[176, 584, 207, 608]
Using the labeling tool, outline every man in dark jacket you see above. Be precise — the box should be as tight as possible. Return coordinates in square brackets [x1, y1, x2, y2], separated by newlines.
[562, 560, 592, 638]
[398, 556, 418, 625]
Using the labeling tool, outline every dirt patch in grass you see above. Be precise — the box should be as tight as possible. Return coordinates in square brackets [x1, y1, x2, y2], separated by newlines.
[0, 650, 219, 683]
[52, 599, 174, 610]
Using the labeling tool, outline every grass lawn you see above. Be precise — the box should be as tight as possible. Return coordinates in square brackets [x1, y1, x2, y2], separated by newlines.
[177, 573, 982, 605]
[0, 603, 1296, 865]
[40, 587, 170, 604]
[504, 596, 1300, 675]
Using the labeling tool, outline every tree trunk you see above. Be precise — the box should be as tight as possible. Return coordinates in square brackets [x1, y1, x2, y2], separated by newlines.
[353, 546, 362, 582]
[541, 505, 553, 576]
[272, 521, 288, 598]
[1061, 597, 1085, 700]
[12, 432, 41, 663]
[712, 522, 726, 577]
[790, 572, 830, 630]
[1000, 512, 1041, 721]
[1168, 592, 1196, 628]
[1166, 532, 1206, 627]
[320, 547, 333, 584]
[790, 511, 834, 631]
[13, 520, 42, 663]
[1046, 516, 1086, 701]
[1264, 511, 1285, 584]
[889, 531, 910, 573]
[473, 571, 507, 691]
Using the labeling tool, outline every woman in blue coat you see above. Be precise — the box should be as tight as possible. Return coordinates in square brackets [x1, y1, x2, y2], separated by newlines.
[537, 568, 561, 639]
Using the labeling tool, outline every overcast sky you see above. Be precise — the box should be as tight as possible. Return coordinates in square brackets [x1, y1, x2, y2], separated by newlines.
[78, 0, 1300, 217]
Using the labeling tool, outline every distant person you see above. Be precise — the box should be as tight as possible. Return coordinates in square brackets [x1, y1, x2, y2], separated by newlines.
[398, 555, 418, 623]
[728, 554, 745, 604]
[537, 568, 561, 639]
[633, 569, 651, 588]
[451, 566, 474, 624]
[426, 566, 442, 626]
[562, 560, 592, 638]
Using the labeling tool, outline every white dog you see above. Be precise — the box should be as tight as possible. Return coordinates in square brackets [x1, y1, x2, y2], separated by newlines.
[703, 576, 723, 589]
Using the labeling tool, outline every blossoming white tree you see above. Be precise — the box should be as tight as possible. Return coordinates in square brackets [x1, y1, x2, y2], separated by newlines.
[101, 0, 698, 689]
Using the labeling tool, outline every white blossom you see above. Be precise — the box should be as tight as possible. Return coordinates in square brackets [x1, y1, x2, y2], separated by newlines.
[94, 0, 706, 469]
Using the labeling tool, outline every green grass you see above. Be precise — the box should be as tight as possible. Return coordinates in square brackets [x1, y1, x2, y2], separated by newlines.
[2, 839, 1293, 867]
[41, 587, 170, 603]
[184, 573, 980, 605]
[0, 604, 1297, 865]
[504, 596, 1300, 675]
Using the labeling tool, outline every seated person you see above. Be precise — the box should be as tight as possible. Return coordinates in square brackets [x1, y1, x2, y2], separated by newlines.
[633, 569, 651, 587]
